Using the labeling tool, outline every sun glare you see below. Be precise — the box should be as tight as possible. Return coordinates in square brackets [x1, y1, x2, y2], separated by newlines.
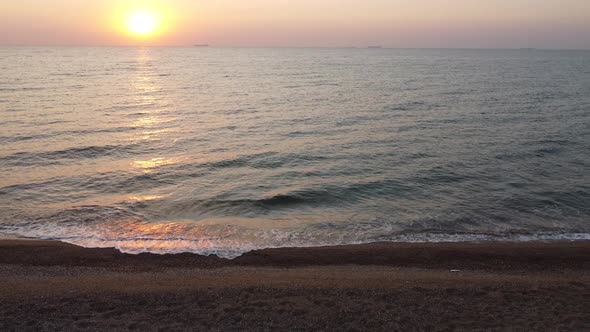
[127, 10, 160, 36]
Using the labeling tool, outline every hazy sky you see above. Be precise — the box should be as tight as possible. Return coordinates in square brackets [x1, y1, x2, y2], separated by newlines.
[1, 0, 589, 48]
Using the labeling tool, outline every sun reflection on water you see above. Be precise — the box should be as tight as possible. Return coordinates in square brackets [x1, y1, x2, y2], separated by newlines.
[129, 48, 176, 138]
[81, 218, 243, 256]
[132, 115, 160, 127]
[127, 48, 180, 172]
[128, 194, 167, 202]
[133, 157, 177, 171]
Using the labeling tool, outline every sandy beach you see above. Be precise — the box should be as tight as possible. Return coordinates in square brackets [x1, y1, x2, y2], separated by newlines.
[1, 240, 589, 331]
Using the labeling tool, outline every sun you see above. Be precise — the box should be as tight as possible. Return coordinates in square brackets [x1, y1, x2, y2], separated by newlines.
[126, 10, 160, 36]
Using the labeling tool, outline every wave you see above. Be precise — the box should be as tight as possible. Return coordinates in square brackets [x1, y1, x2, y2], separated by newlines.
[0, 127, 137, 144]
[2, 206, 589, 259]
[0, 144, 143, 167]
[386, 101, 445, 112]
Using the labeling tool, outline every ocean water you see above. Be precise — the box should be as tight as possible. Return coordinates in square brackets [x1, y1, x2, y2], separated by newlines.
[1, 47, 589, 258]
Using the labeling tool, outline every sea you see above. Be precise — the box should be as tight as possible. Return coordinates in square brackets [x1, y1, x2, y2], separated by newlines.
[1, 47, 589, 258]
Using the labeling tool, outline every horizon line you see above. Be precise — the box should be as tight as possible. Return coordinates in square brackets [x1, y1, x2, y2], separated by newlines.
[1, 44, 589, 51]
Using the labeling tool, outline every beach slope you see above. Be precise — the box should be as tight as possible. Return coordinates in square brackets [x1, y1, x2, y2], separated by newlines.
[1, 240, 589, 331]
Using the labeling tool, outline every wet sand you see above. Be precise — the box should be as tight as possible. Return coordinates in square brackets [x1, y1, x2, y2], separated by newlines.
[1, 240, 590, 331]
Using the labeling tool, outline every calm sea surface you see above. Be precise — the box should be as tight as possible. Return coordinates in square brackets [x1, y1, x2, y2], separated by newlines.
[1, 47, 589, 257]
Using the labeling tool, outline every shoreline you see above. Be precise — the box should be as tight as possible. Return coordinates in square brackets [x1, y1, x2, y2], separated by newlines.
[2, 238, 590, 270]
[2, 239, 590, 330]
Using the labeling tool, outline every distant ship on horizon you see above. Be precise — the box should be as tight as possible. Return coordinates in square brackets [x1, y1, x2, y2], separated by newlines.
[194, 44, 209, 47]
[368, 46, 382, 49]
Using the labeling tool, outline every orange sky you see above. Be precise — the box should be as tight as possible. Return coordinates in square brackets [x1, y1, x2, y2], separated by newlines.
[1, 0, 589, 48]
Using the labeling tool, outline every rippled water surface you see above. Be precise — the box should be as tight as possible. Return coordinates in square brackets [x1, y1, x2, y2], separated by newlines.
[1, 47, 589, 257]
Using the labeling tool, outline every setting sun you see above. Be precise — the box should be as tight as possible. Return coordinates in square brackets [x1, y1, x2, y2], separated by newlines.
[126, 10, 160, 36]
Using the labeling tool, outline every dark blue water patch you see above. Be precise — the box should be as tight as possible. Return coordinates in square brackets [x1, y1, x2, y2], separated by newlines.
[51, 72, 79, 77]
[410, 166, 470, 185]
[334, 112, 400, 127]
[402, 213, 575, 235]
[68, 126, 139, 135]
[0, 127, 136, 144]
[0, 180, 53, 196]
[0, 143, 144, 167]
[385, 101, 446, 112]
[285, 128, 348, 137]
[429, 117, 462, 124]
[248, 155, 288, 169]
[0, 168, 195, 201]
[527, 90, 573, 104]
[222, 108, 255, 115]
[201, 151, 279, 169]
[282, 179, 418, 206]
[484, 189, 590, 223]
[125, 111, 151, 117]
[494, 138, 585, 161]
[526, 138, 577, 146]
[0, 108, 25, 113]
[33, 119, 75, 126]
[0, 87, 45, 92]
[304, 216, 542, 239]
[439, 88, 478, 97]
[160, 151, 326, 181]
[97, 103, 163, 113]
[406, 153, 435, 160]
[0, 133, 52, 143]
[132, 195, 310, 219]
[178, 194, 307, 211]
[534, 146, 564, 157]
[80, 172, 176, 193]
[396, 123, 427, 133]
[130, 177, 422, 220]
[536, 189, 590, 214]
[506, 181, 529, 189]
[271, 153, 333, 168]
[31, 205, 141, 226]
[494, 150, 547, 162]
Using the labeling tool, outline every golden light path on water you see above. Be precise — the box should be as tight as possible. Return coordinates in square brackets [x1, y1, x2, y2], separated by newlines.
[99, 51, 325, 256]
[134, 157, 177, 171]
[96, 47, 286, 256]
[103, 47, 199, 253]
